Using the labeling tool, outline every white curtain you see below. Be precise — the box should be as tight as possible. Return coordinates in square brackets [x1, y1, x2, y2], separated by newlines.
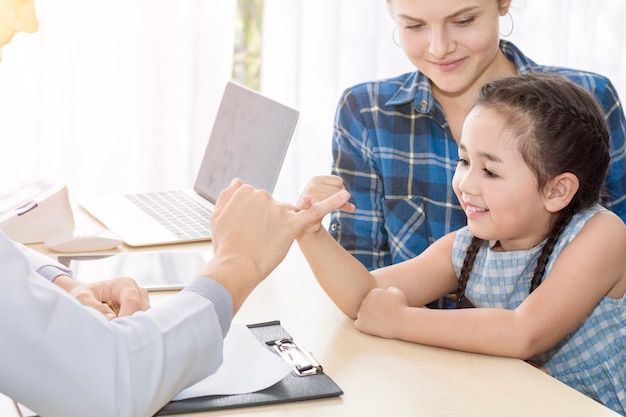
[260, 0, 413, 202]
[1, 0, 625, 207]
[262, 0, 626, 203]
[0, 0, 236, 201]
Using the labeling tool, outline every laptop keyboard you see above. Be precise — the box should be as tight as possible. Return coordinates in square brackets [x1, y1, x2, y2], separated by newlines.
[125, 191, 213, 240]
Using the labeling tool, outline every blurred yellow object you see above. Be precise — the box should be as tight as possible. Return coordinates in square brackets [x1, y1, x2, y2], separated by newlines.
[0, 0, 38, 60]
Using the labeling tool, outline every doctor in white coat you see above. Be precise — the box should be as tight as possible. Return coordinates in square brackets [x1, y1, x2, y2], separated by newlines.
[0, 177, 349, 417]
[0, 3, 352, 415]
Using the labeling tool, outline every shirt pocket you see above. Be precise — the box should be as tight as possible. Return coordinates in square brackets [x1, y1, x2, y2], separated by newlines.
[381, 196, 430, 261]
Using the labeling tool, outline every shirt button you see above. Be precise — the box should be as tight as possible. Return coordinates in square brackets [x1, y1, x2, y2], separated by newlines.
[330, 224, 338, 231]
[420, 100, 428, 108]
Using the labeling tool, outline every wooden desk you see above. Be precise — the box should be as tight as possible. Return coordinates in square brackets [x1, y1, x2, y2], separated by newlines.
[153, 244, 619, 417]
[4, 208, 621, 416]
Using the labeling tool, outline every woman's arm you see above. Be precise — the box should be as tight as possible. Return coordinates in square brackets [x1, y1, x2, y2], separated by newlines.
[596, 77, 626, 222]
[330, 88, 391, 269]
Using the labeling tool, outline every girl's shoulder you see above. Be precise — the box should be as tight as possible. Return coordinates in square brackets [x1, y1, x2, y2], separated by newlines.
[578, 206, 626, 236]
[555, 205, 626, 266]
[571, 205, 621, 231]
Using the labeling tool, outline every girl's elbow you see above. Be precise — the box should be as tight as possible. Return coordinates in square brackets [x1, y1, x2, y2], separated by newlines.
[339, 304, 359, 320]
[511, 335, 553, 360]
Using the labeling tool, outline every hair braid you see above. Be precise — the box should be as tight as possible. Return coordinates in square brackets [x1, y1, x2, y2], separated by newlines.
[456, 236, 483, 308]
[529, 210, 575, 293]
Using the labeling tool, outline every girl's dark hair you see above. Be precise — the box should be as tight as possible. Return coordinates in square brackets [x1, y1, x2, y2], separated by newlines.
[456, 72, 610, 307]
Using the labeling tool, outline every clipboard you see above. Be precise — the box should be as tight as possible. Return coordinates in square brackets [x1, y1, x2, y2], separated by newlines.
[156, 321, 343, 415]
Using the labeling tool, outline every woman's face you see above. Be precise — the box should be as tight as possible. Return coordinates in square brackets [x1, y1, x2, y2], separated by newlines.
[0, 0, 38, 59]
[388, 0, 510, 97]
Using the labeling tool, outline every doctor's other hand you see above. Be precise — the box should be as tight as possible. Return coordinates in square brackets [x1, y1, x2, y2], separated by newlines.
[297, 175, 355, 213]
[54, 275, 150, 320]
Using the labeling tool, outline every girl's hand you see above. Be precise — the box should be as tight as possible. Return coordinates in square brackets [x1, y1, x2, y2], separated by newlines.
[296, 175, 355, 236]
[354, 286, 408, 338]
[297, 175, 354, 213]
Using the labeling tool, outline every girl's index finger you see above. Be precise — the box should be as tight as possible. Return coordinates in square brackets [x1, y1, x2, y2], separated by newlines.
[308, 189, 351, 219]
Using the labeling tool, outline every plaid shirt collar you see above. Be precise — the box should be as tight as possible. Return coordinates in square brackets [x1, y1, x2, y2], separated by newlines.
[385, 40, 542, 113]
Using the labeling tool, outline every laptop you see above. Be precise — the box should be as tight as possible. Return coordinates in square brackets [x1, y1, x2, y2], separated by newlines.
[81, 81, 299, 247]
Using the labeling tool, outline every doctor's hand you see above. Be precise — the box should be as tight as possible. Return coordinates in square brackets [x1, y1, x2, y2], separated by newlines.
[201, 178, 351, 314]
[355, 287, 409, 339]
[54, 275, 150, 320]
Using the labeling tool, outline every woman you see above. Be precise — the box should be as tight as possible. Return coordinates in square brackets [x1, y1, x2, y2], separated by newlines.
[305, 0, 626, 283]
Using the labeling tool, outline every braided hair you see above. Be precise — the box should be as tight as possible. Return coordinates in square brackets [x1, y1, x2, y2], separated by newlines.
[456, 72, 611, 307]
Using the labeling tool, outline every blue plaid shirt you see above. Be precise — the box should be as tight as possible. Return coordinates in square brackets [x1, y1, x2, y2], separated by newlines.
[329, 40, 626, 270]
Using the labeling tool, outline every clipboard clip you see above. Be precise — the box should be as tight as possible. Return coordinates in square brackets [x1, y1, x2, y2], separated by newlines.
[267, 338, 323, 376]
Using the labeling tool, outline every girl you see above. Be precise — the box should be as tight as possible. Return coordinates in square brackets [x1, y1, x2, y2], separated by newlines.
[297, 73, 626, 414]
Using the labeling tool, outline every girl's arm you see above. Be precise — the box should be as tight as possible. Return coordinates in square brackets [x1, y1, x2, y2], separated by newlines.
[297, 227, 459, 319]
[356, 211, 626, 359]
[297, 228, 376, 318]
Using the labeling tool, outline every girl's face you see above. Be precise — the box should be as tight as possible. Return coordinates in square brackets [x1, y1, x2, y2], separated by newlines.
[452, 106, 553, 252]
[0, 0, 38, 59]
[388, 0, 510, 97]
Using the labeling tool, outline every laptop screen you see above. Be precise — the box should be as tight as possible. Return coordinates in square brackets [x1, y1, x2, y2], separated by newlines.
[194, 82, 299, 203]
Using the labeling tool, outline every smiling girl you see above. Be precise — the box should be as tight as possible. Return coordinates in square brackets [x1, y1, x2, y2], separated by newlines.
[297, 72, 626, 414]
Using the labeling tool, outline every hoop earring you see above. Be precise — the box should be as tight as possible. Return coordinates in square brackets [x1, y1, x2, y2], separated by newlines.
[499, 11, 514, 37]
[392, 27, 401, 47]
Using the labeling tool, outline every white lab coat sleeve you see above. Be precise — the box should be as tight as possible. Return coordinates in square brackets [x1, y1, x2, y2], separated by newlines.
[12, 240, 72, 279]
[0, 234, 227, 417]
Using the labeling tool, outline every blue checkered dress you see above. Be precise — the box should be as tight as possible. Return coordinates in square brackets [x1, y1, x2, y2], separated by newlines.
[452, 205, 626, 414]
